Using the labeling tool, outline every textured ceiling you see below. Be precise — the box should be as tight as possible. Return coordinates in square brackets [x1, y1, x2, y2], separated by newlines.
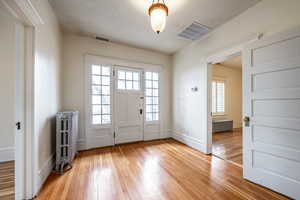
[50, 0, 260, 54]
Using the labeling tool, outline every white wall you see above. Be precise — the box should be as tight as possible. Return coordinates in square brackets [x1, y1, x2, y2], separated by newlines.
[0, 9, 15, 162]
[62, 34, 172, 148]
[30, 0, 62, 189]
[172, 0, 300, 153]
[212, 64, 242, 129]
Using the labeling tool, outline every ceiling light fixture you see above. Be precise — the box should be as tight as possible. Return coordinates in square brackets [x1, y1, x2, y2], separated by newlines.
[148, 0, 168, 34]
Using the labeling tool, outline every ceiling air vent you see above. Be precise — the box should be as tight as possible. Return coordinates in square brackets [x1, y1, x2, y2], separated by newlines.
[95, 36, 109, 42]
[178, 22, 211, 40]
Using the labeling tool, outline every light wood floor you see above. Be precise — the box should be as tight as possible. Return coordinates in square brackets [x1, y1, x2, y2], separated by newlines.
[36, 139, 290, 200]
[212, 128, 243, 166]
[0, 161, 14, 200]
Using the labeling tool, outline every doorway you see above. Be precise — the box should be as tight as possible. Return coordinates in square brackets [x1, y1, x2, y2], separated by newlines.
[85, 55, 161, 149]
[210, 54, 243, 166]
[0, 7, 25, 199]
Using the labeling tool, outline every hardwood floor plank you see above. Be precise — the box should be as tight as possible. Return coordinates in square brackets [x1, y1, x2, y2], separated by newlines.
[0, 161, 14, 200]
[212, 128, 243, 165]
[36, 139, 291, 200]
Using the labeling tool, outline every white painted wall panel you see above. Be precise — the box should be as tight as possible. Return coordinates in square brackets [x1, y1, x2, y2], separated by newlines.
[29, 0, 62, 170]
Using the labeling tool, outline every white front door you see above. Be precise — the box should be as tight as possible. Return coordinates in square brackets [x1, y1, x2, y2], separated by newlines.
[114, 67, 144, 144]
[243, 27, 300, 199]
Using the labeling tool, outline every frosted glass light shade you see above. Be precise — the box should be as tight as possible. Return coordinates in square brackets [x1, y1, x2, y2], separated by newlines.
[148, 3, 168, 34]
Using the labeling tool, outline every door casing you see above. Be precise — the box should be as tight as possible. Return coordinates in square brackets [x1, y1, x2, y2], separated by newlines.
[85, 55, 163, 150]
[0, 1, 44, 198]
[205, 37, 261, 155]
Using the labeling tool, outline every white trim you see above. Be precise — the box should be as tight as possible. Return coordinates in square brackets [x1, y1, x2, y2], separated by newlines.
[25, 26, 37, 199]
[211, 79, 226, 115]
[0, 0, 44, 26]
[206, 64, 213, 154]
[36, 155, 54, 194]
[77, 139, 86, 151]
[205, 36, 262, 156]
[172, 130, 206, 153]
[0, 147, 14, 162]
[160, 129, 172, 139]
[206, 34, 263, 64]
[85, 54, 163, 72]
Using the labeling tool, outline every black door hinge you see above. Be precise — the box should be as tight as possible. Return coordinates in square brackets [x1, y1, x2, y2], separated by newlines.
[16, 122, 21, 130]
[113, 131, 116, 138]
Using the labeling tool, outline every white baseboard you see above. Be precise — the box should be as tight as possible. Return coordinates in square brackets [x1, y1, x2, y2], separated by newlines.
[172, 131, 206, 153]
[0, 147, 14, 162]
[37, 154, 54, 193]
[77, 139, 86, 151]
[160, 129, 172, 139]
[79, 129, 172, 150]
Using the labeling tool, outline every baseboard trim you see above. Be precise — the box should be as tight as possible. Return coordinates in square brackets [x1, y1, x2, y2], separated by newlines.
[80, 129, 172, 150]
[77, 139, 86, 151]
[37, 154, 54, 193]
[160, 129, 172, 139]
[0, 147, 14, 162]
[172, 131, 206, 153]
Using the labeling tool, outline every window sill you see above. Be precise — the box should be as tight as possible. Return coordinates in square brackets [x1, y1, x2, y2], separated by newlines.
[212, 113, 226, 117]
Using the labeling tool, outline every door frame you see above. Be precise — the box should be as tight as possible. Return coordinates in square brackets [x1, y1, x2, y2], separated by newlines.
[85, 54, 163, 149]
[0, 0, 44, 199]
[205, 36, 262, 155]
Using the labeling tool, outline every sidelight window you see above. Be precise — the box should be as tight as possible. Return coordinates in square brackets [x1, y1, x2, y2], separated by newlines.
[145, 72, 159, 121]
[91, 65, 111, 125]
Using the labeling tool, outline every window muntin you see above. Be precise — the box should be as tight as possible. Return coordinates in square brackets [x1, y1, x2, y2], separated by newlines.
[145, 72, 159, 121]
[117, 70, 140, 90]
[91, 65, 111, 125]
[212, 80, 225, 115]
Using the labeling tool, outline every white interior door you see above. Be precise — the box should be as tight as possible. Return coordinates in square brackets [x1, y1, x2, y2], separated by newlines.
[0, 8, 25, 199]
[114, 67, 144, 144]
[243, 27, 300, 199]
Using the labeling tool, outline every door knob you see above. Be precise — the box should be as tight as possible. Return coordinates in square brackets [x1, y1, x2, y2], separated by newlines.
[243, 116, 250, 127]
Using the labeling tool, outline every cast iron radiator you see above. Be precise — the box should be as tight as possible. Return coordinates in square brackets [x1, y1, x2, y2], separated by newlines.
[55, 111, 79, 173]
[212, 120, 233, 133]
